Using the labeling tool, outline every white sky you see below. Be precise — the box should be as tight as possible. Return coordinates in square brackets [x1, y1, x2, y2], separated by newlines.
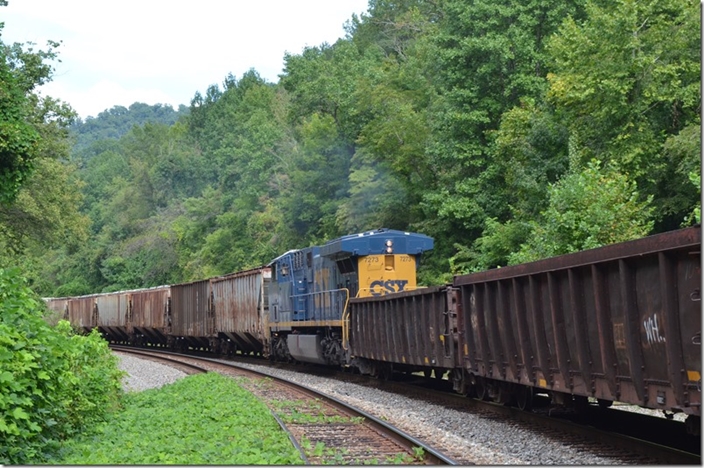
[1, 0, 369, 119]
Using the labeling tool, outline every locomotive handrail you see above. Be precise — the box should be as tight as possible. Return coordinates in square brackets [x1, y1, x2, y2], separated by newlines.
[340, 288, 350, 351]
[290, 288, 349, 321]
[285, 287, 352, 350]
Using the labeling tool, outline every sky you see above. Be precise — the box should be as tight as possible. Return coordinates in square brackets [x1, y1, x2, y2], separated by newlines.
[1, 0, 370, 119]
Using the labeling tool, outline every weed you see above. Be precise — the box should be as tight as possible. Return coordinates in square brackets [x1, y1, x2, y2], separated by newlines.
[412, 446, 426, 461]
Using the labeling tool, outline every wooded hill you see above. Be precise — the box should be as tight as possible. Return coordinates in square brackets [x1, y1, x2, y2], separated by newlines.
[1, 0, 700, 296]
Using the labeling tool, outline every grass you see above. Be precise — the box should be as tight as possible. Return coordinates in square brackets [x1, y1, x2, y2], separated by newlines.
[47, 372, 304, 465]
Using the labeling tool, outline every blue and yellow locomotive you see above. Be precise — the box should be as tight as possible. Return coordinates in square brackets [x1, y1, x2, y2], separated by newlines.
[267, 228, 434, 365]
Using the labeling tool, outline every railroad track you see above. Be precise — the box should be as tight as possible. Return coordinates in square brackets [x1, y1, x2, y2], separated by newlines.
[111, 346, 458, 465]
[218, 356, 701, 465]
[112, 345, 701, 464]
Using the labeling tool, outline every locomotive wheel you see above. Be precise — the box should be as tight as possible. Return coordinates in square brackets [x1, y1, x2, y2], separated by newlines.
[515, 386, 533, 411]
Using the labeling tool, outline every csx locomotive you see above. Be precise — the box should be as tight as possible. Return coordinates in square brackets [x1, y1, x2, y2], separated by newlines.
[267, 228, 433, 365]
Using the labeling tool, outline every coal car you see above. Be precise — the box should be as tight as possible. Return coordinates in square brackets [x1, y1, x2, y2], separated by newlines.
[451, 226, 701, 429]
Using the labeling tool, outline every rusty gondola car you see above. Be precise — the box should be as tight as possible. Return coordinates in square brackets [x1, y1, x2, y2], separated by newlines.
[44, 297, 69, 320]
[348, 286, 460, 380]
[66, 294, 98, 333]
[452, 225, 701, 431]
[95, 291, 130, 343]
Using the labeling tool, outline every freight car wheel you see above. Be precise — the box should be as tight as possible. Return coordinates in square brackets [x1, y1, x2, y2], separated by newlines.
[452, 369, 469, 396]
[686, 415, 701, 436]
[491, 383, 512, 405]
[597, 398, 612, 409]
[573, 395, 590, 414]
[475, 377, 488, 401]
[515, 386, 533, 411]
[376, 363, 393, 381]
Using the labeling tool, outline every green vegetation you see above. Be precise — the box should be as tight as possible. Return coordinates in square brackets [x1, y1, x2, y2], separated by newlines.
[1, 1, 700, 288]
[0, 267, 124, 465]
[71, 102, 188, 156]
[271, 398, 366, 424]
[49, 372, 304, 465]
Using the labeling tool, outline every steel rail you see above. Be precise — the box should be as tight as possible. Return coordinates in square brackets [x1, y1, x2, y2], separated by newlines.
[111, 345, 459, 465]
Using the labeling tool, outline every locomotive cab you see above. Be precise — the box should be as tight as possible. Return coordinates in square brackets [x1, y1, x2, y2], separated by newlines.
[268, 228, 433, 365]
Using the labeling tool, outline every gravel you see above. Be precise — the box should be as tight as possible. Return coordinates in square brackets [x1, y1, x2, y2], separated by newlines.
[115, 352, 188, 392]
[114, 351, 637, 465]
[221, 360, 629, 465]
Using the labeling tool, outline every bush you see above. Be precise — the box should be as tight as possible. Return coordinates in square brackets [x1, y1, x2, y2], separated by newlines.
[0, 267, 125, 464]
[510, 159, 653, 263]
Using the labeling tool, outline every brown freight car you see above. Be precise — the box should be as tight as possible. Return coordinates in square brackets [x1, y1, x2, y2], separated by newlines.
[210, 267, 271, 356]
[348, 286, 460, 379]
[44, 297, 69, 321]
[127, 285, 170, 346]
[169, 279, 211, 350]
[66, 295, 98, 333]
[453, 225, 701, 429]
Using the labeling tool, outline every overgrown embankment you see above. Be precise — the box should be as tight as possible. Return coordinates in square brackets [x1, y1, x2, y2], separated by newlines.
[0, 267, 125, 464]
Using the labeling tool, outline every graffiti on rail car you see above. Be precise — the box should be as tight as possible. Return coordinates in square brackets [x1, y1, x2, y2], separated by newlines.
[644, 313, 666, 345]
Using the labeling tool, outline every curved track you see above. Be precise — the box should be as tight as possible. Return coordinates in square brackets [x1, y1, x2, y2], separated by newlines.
[112, 346, 459, 465]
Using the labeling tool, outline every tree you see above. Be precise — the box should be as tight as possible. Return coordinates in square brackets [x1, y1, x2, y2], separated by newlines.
[347, 1, 442, 231]
[0, 9, 87, 275]
[278, 112, 350, 241]
[546, 0, 700, 230]
[419, 0, 586, 262]
[0, 157, 88, 259]
[451, 98, 569, 272]
[0, 36, 66, 203]
[510, 159, 654, 263]
[71, 102, 187, 159]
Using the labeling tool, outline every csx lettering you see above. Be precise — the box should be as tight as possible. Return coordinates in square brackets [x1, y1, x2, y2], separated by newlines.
[369, 279, 409, 296]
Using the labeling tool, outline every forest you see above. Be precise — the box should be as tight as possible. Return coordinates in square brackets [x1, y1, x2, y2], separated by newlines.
[1, 0, 700, 296]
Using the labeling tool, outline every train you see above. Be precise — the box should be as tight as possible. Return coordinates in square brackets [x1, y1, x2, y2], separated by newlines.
[44, 226, 702, 434]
